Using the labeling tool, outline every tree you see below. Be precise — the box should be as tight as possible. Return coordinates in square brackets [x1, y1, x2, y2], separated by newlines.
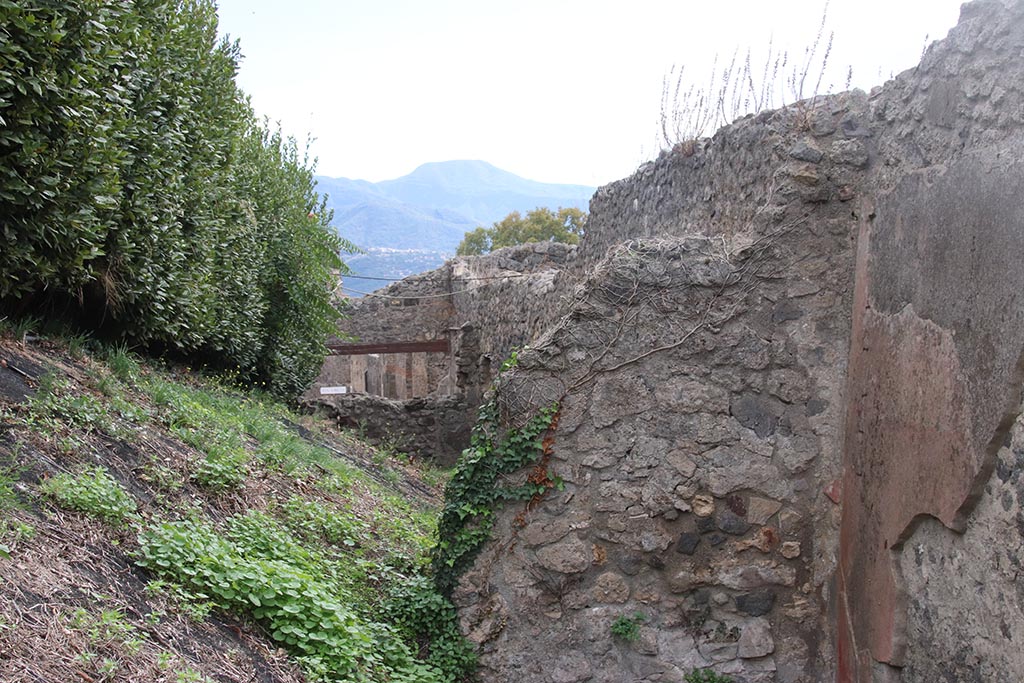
[456, 207, 586, 256]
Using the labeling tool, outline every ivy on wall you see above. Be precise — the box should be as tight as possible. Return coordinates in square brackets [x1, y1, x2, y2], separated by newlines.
[431, 354, 562, 595]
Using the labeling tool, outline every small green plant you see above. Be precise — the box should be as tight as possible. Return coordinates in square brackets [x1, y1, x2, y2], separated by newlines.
[0, 465, 21, 511]
[610, 612, 645, 642]
[41, 466, 138, 525]
[176, 669, 214, 683]
[145, 580, 216, 622]
[684, 668, 734, 683]
[4, 519, 35, 543]
[192, 448, 248, 490]
[69, 606, 147, 651]
[139, 459, 184, 493]
[105, 345, 141, 384]
[280, 496, 364, 549]
[28, 373, 111, 434]
[0, 315, 40, 341]
[66, 332, 94, 360]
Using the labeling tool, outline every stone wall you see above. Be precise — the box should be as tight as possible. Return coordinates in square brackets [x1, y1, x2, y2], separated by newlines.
[310, 1, 1024, 679]
[313, 393, 471, 466]
[453, 109, 868, 678]
[305, 242, 579, 460]
[896, 405, 1024, 682]
[448, 2, 1024, 682]
[835, 2, 1024, 680]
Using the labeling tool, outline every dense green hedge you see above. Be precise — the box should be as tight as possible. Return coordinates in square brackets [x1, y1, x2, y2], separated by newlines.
[0, 0, 349, 396]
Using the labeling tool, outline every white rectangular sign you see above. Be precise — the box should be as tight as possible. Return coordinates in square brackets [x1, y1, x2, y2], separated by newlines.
[319, 386, 350, 395]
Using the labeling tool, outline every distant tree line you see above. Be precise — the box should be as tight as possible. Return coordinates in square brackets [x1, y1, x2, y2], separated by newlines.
[0, 0, 351, 396]
[456, 207, 586, 256]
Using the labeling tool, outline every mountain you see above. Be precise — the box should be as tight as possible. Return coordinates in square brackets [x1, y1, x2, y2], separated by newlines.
[373, 160, 595, 227]
[315, 161, 595, 292]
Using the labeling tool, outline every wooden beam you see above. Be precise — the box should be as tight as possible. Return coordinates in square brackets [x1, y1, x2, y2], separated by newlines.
[326, 339, 449, 355]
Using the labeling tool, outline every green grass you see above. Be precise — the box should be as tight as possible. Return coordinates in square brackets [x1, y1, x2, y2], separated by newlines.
[3, 334, 469, 682]
[40, 466, 138, 526]
[0, 464, 21, 512]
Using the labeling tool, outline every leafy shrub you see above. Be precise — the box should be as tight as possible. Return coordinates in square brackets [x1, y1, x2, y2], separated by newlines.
[136, 518, 444, 682]
[41, 466, 137, 525]
[0, 0, 351, 397]
[385, 576, 477, 683]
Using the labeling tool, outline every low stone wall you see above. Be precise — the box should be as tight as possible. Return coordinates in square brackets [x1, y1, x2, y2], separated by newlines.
[312, 393, 471, 466]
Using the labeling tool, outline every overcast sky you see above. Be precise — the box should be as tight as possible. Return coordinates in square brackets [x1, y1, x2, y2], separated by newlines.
[215, 0, 965, 187]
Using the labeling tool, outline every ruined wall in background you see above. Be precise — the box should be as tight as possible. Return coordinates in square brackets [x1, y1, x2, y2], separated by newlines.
[313, 393, 471, 467]
[305, 242, 578, 461]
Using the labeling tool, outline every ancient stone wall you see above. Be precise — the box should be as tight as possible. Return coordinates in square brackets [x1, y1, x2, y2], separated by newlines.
[450, 3, 1024, 682]
[835, 2, 1024, 680]
[452, 91, 875, 681]
[313, 393, 471, 466]
[305, 242, 578, 460]
[309, 2, 1024, 678]
[896, 404, 1024, 682]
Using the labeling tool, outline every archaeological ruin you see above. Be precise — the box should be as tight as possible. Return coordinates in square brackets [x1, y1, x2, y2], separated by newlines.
[309, 2, 1024, 680]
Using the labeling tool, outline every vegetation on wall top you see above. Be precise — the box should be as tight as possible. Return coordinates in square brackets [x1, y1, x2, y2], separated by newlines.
[456, 206, 586, 256]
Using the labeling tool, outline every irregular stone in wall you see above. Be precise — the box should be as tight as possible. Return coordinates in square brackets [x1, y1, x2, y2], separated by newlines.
[701, 445, 790, 499]
[521, 511, 591, 547]
[738, 618, 775, 658]
[716, 563, 797, 590]
[654, 377, 730, 414]
[746, 497, 783, 525]
[535, 536, 591, 574]
[736, 590, 776, 617]
[730, 393, 784, 437]
[551, 653, 594, 683]
[591, 374, 653, 427]
[591, 571, 630, 603]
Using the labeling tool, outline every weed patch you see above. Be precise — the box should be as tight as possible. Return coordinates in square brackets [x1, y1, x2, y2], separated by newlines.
[610, 612, 646, 642]
[40, 466, 138, 525]
[136, 517, 447, 682]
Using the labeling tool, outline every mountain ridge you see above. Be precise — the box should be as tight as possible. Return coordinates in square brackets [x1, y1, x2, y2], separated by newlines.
[315, 160, 596, 287]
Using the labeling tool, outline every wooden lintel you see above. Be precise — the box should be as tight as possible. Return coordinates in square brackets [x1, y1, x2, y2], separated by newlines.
[326, 339, 449, 355]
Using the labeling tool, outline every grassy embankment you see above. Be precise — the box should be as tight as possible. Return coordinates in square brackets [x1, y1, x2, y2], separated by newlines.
[0, 322, 472, 683]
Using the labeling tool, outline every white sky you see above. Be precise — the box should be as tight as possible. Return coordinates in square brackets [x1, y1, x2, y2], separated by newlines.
[215, 0, 965, 187]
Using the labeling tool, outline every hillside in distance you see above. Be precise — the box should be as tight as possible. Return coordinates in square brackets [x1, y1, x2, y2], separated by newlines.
[316, 161, 595, 291]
